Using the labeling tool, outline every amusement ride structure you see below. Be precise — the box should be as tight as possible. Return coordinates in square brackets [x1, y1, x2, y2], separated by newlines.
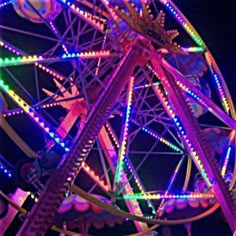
[0, 0, 235, 235]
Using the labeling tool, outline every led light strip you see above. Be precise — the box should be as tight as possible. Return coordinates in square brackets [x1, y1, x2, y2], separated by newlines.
[0, 40, 70, 81]
[159, 0, 205, 47]
[205, 52, 233, 116]
[0, 163, 12, 178]
[35, 63, 70, 81]
[182, 47, 204, 53]
[123, 157, 156, 215]
[82, 162, 110, 192]
[0, 78, 70, 152]
[105, 123, 120, 148]
[3, 102, 61, 117]
[0, 0, 11, 8]
[59, 0, 106, 32]
[134, 81, 161, 90]
[142, 127, 182, 153]
[48, 21, 69, 54]
[114, 77, 134, 186]
[0, 41, 20, 55]
[213, 73, 230, 113]
[0, 50, 111, 67]
[206, 52, 229, 113]
[176, 80, 206, 107]
[123, 192, 215, 200]
[156, 156, 185, 214]
[221, 146, 232, 177]
[177, 78, 232, 178]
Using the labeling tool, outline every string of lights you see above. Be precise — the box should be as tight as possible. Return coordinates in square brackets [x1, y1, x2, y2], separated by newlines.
[0, 50, 111, 67]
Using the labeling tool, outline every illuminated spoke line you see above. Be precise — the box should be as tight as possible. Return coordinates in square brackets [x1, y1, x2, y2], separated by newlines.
[205, 52, 230, 113]
[0, 40, 21, 55]
[3, 101, 71, 117]
[159, 0, 205, 47]
[0, 0, 11, 8]
[142, 127, 182, 153]
[48, 20, 69, 54]
[221, 131, 235, 178]
[156, 155, 185, 215]
[0, 40, 71, 81]
[123, 157, 156, 215]
[0, 78, 70, 152]
[123, 192, 215, 200]
[82, 162, 110, 192]
[114, 77, 135, 189]
[0, 160, 13, 178]
[221, 146, 232, 177]
[59, 0, 106, 32]
[0, 50, 112, 67]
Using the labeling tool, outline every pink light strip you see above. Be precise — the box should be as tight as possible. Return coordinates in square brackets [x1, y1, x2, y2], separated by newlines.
[81, 162, 110, 192]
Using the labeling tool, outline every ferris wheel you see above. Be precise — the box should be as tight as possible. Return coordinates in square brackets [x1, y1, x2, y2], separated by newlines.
[0, 0, 235, 235]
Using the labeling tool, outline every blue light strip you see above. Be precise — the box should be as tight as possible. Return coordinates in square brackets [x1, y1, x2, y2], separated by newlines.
[142, 127, 182, 153]
[0, 0, 11, 8]
[0, 163, 12, 178]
